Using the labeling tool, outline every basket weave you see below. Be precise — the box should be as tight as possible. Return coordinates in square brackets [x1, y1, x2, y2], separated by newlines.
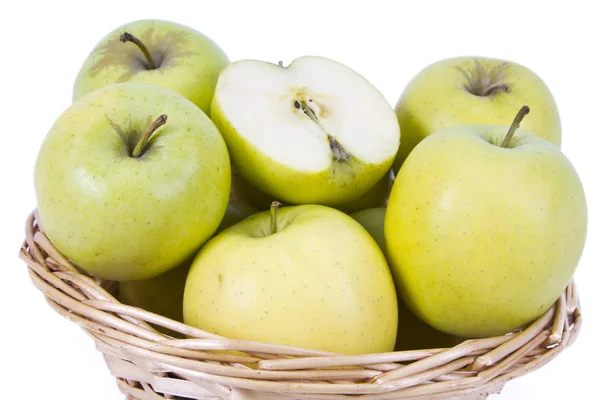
[20, 210, 582, 400]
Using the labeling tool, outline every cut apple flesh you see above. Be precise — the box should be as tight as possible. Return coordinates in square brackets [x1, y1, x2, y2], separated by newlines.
[213, 56, 399, 173]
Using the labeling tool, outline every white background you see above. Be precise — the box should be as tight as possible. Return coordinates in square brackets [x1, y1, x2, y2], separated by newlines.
[2, 1, 598, 399]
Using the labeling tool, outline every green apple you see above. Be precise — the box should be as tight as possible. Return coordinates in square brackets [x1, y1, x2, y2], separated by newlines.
[231, 168, 393, 213]
[228, 168, 273, 211]
[394, 298, 463, 351]
[385, 107, 587, 337]
[350, 207, 461, 350]
[119, 259, 192, 336]
[211, 56, 400, 207]
[350, 207, 387, 250]
[336, 169, 393, 214]
[393, 56, 561, 172]
[73, 19, 229, 115]
[34, 82, 231, 281]
[183, 203, 398, 354]
[214, 201, 258, 235]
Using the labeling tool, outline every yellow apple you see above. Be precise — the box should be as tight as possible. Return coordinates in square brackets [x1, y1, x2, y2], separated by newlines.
[393, 56, 561, 172]
[385, 107, 587, 337]
[183, 204, 398, 354]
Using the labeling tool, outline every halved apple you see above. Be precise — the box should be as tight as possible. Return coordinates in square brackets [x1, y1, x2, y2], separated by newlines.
[211, 56, 400, 206]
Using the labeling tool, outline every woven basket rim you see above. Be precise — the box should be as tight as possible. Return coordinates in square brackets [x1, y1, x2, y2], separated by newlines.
[20, 210, 582, 400]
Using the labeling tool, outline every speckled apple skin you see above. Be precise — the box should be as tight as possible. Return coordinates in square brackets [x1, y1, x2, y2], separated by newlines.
[385, 125, 587, 338]
[34, 82, 231, 281]
[73, 19, 229, 115]
[184, 204, 398, 355]
[393, 56, 561, 172]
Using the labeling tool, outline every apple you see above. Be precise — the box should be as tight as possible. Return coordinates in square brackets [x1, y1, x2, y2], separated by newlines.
[34, 82, 231, 281]
[228, 168, 273, 210]
[385, 106, 587, 338]
[335, 169, 392, 214]
[214, 201, 258, 235]
[350, 207, 387, 250]
[392, 56, 561, 172]
[73, 19, 229, 115]
[394, 298, 463, 351]
[119, 259, 191, 336]
[211, 56, 400, 207]
[183, 203, 398, 354]
[231, 168, 393, 213]
[350, 207, 461, 350]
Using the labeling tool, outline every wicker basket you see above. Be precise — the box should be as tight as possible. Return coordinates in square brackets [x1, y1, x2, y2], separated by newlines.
[20, 210, 582, 400]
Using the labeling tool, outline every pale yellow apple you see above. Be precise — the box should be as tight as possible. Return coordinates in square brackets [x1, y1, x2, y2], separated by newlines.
[183, 204, 398, 354]
[385, 114, 586, 337]
[393, 56, 561, 172]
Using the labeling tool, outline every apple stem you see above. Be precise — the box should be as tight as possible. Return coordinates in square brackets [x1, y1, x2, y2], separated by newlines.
[460, 61, 511, 97]
[500, 106, 530, 148]
[132, 114, 168, 158]
[120, 32, 156, 70]
[270, 201, 281, 234]
[481, 82, 511, 96]
[297, 100, 350, 161]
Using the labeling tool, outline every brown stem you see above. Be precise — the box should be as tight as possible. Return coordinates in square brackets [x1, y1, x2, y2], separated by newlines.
[501, 106, 530, 148]
[270, 201, 281, 234]
[120, 32, 156, 70]
[481, 82, 511, 96]
[132, 115, 168, 158]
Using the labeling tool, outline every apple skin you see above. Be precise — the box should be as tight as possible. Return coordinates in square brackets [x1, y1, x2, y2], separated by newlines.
[34, 82, 231, 281]
[350, 207, 462, 350]
[393, 56, 561, 172]
[385, 124, 587, 338]
[350, 207, 387, 250]
[73, 19, 229, 115]
[230, 168, 392, 213]
[183, 204, 398, 355]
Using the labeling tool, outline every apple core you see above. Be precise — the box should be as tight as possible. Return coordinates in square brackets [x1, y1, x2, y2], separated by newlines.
[295, 98, 350, 162]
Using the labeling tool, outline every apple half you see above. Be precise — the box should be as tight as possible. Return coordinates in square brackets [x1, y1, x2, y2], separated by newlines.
[211, 56, 400, 206]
